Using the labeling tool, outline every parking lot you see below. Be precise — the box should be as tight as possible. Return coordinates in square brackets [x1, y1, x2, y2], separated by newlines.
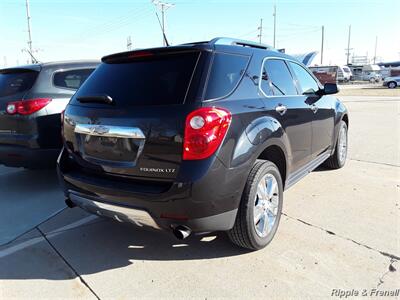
[0, 95, 399, 299]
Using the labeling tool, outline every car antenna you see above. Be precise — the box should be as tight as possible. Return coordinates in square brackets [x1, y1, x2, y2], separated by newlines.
[22, 48, 39, 64]
[155, 12, 170, 47]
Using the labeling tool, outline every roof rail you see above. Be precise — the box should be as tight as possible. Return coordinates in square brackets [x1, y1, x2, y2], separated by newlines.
[209, 37, 273, 50]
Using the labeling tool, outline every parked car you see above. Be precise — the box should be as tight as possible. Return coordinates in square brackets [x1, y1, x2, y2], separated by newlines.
[362, 71, 381, 82]
[383, 75, 400, 88]
[0, 61, 98, 168]
[58, 38, 348, 250]
[337, 66, 352, 82]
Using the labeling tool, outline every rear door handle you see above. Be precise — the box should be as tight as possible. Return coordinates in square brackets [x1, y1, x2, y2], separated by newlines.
[275, 104, 287, 115]
[310, 104, 318, 113]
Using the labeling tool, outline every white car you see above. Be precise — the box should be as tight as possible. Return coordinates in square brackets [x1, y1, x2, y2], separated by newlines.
[362, 71, 382, 83]
[337, 66, 352, 82]
[383, 76, 400, 88]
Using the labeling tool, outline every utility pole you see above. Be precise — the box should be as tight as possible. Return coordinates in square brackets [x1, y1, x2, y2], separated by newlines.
[320, 25, 324, 65]
[152, 0, 174, 46]
[345, 25, 353, 65]
[273, 4, 276, 48]
[373, 36, 378, 64]
[127, 36, 132, 50]
[257, 19, 263, 44]
[25, 0, 34, 63]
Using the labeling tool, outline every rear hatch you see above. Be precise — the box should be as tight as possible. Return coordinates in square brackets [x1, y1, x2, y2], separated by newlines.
[0, 67, 40, 140]
[64, 49, 207, 180]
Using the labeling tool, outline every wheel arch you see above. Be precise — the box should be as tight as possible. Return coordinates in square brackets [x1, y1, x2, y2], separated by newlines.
[342, 113, 349, 129]
[256, 143, 288, 189]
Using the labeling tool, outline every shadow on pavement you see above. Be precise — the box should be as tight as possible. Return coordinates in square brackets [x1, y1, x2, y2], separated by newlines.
[0, 167, 65, 245]
[0, 212, 250, 280]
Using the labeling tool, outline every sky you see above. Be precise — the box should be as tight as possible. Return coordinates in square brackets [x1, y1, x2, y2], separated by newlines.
[0, 0, 399, 67]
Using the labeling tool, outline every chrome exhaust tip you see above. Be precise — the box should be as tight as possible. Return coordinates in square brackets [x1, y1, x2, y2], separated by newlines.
[173, 225, 191, 240]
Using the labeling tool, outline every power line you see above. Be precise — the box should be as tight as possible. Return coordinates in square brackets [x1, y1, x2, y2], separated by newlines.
[282, 23, 320, 29]
[82, 6, 149, 34]
[275, 28, 320, 39]
[237, 29, 259, 39]
[76, 6, 152, 41]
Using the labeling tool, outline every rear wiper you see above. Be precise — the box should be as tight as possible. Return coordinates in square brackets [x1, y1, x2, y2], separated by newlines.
[77, 95, 114, 105]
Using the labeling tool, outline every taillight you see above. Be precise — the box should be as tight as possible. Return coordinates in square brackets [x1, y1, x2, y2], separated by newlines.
[6, 98, 52, 115]
[183, 107, 231, 160]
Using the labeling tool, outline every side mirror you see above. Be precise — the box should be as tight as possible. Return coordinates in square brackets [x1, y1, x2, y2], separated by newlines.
[320, 83, 339, 95]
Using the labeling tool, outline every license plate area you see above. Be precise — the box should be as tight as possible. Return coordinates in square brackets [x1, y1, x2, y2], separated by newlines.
[74, 124, 145, 168]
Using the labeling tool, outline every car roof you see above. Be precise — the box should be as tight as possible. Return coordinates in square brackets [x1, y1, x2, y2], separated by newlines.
[102, 37, 297, 64]
[40, 60, 99, 68]
[0, 60, 99, 73]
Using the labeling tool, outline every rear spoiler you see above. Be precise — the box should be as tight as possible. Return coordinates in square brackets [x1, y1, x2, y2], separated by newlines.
[0, 65, 42, 74]
[102, 47, 207, 64]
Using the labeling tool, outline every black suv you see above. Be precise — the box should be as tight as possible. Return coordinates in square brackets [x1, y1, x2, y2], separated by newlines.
[0, 61, 98, 168]
[58, 38, 348, 250]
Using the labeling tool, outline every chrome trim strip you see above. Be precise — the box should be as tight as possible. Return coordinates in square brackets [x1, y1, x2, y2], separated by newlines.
[69, 193, 160, 229]
[74, 124, 145, 139]
[0, 129, 12, 134]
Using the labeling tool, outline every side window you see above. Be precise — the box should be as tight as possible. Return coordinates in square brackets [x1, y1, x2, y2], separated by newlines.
[204, 53, 249, 99]
[289, 62, 319, 94]
[263, 59, 297, 96]
[260, 64, 274, 96]
[53, 68, 95, 90]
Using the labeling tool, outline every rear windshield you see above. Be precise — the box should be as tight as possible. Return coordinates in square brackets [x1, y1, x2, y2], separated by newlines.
[0, 69, 39, 97]
[72, 52, 200, 106]
[53, 68, 95, 90]
[204, 53, 249, 100]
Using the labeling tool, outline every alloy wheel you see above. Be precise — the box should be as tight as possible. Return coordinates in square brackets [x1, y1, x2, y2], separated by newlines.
[254, 173, 280, 238]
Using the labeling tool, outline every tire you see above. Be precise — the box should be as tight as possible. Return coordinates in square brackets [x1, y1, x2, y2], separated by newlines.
[388, 81, 397, 89]
[228, 160, 283, 250]
[324, 120, 348, 169]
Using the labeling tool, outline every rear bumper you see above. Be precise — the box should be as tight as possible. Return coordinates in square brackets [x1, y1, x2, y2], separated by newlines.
[68, 191, 237, 232]
[58, 147, 249, 232]
[0, 144, 60, 168]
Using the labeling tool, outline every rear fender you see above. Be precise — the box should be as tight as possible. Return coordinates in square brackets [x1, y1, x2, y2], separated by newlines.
[220, 115, 290, 180]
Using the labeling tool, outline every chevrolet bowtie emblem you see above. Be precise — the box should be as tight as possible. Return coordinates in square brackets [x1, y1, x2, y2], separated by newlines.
[91, 126, 110, 135]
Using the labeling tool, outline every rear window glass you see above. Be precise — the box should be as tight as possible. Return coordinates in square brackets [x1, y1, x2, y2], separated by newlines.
[73, 52, 200, 106]
[53, 68, 95, 90]
[205, 53, 249, 99]
[0, 70, 38, 97]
